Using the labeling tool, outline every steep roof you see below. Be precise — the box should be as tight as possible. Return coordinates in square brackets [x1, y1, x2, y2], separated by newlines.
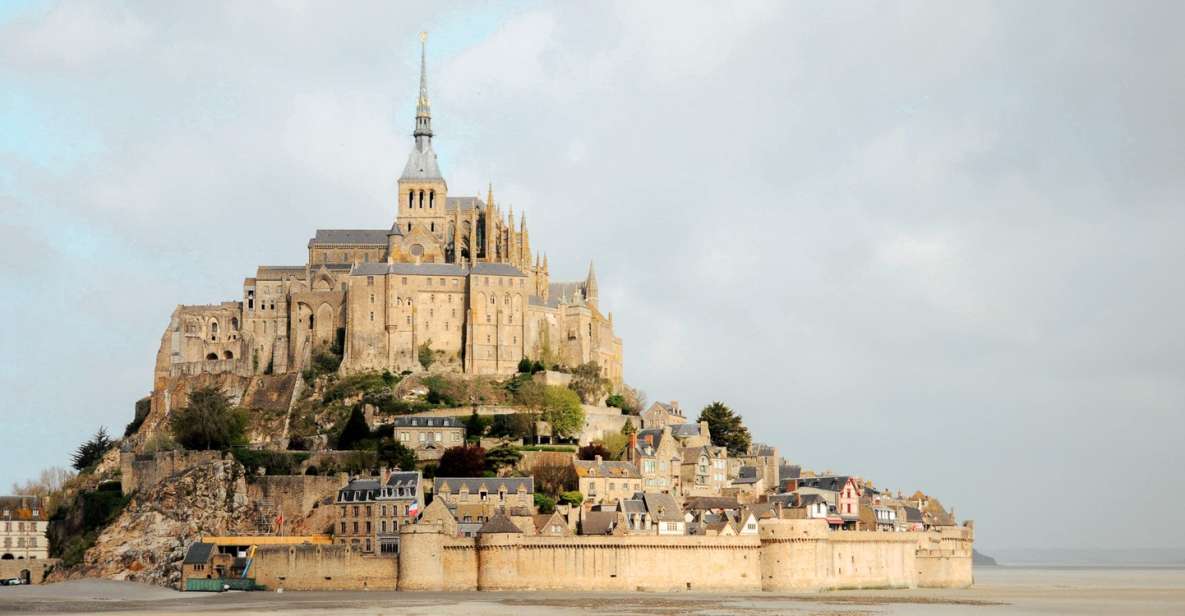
[670, 423, 702, 439]
[573, 459, 640, 479]
[351, 262, 527, 278]
[183, 542, 214, 565]
[683, 496, 740, 511]
[309, 229, 389, 246]
[393, 416, 463, 428]
[434, 477, 534, 494]
[581, 511, 618, 535]
[0, 496, 46, 520]
[478, 513, 523, 534]
[797, 476, 851, 492]
[444, 196, 484, 212]
[639, 492, 682, 522]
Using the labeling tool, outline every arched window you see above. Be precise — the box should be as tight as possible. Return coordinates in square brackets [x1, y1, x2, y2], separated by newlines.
[430, 221, 435, 232]
[408, 190, 414, 209]
[206, 352, 218, 361]
[429, 190, 435, 209]
[418, 190, 424, 208]
[230, 317, 238, 331]
[223, 350, 234, 360]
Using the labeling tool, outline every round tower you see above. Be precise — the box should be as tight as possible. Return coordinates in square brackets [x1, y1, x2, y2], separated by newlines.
[397, 523, 445, 591]
[475, 513, 523, 590]
[759, 518, 830, 592]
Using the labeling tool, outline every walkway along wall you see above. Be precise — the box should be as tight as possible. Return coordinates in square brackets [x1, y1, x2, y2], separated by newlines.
[390, 519, 974, 592]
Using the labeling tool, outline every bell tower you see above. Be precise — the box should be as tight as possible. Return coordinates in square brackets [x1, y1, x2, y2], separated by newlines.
[395, 32, 448, 247]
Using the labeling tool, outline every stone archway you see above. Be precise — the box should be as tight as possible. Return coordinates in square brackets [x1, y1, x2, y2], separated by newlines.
[315, 303, 335, 348]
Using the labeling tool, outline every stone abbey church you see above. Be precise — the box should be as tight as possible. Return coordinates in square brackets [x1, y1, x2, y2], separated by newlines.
[153, 38, 622, 390]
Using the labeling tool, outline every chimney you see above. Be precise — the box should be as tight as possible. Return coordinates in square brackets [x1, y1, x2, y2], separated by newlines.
[380, 466, 390, 483]
[629, 433, 638, 461]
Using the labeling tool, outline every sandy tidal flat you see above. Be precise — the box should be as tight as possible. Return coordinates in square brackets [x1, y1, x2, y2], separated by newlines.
[0, 566, 1182, 615]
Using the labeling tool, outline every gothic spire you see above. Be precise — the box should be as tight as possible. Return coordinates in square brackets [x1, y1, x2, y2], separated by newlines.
[414, 31, 433, 145]
[586, 260, 598, 304]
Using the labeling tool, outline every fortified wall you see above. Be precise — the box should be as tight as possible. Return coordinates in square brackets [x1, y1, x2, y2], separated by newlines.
[252, 544, 397, 590]
[387, 519, 972, 592]
[118, 450, 224, 495]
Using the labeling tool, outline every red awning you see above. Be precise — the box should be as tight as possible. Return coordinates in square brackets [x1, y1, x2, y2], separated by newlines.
[825, 516, 844, 525]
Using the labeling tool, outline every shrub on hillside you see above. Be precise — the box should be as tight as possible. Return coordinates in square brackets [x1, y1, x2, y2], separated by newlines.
[170, 387, 248, 451]
[437, 445, 486, 477]
[71, 427, 113, 472]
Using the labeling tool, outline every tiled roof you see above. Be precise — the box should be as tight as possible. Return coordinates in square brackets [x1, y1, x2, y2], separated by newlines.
[434, 477, 534, 494]
[573, 459, 640, 479]
[477, 513, 522, 534]
[639, 492, 682, 522]
[797, 476, 851, 492]
[683, 496, 740, 511]
[0, 496, 46, 520]
[183, 542, 214, 565]
[444, 196, 485, 212]
[581, 511, 617, 535]
[309, 229, 390, 246]
[393, 416, 463, 428]
[670, 424, 702, 438]
[350, 262, 527, 278]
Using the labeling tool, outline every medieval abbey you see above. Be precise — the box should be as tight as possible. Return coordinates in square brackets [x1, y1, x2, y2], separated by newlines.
[153, 37, 622, 389]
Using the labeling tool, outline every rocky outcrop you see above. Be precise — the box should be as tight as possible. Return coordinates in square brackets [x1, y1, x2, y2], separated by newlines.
[52, 459, 256, 588]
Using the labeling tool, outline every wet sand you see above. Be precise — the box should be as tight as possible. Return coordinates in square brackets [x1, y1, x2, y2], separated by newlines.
[1, 567, 1182, 615]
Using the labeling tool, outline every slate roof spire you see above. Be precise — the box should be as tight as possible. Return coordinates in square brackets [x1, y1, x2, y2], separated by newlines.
[414, 31, 433, 144]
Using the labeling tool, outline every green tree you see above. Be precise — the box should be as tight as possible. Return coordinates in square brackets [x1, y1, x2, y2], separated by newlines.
[534, 493, 556, 514]
[559, 491, 584, 507]
[600, 433, 629, 460]
[463, 409, 490, 443]
[336, 406, 371, 450]
[697, 401, 752, 456]
[70, 427, 113, 471]
[170, 387, 247, 451]
[541, 386, 585, 440]
[376, 437, 417, 471]
[488, 413, 535, 441]
[418, 341, 435, 371]
[604, 393, 625, 409]
[484, 445, 523, 473]
[437, 445, 487, 477]
[517, 357, 533, 373]
[620, 419, 637, 436]
[568, 361, 610, 404]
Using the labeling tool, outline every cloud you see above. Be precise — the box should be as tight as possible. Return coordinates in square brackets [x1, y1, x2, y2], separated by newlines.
[1, 1, 1183, 553]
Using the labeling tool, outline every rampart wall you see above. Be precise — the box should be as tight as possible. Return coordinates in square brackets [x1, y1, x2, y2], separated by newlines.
[254, 520, 973, 593]
[251, 544, 396, 590]
[119, 450, 224, 495]
[246, 474, 346, 526]
[393, 519, 973, 593]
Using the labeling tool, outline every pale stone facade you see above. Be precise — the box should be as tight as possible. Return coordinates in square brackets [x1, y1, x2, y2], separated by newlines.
[151, 37, 623, 394]
[573, 456, 641, 506]
[0, 496, 48, 561]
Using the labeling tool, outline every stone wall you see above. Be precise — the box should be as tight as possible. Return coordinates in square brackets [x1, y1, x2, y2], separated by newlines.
[0, 559, 57, 585]
[245, 474, 347, 533]
[251, 544, 396, 590]
[119, 450, 224, 495]
[385, 519, 973, 593]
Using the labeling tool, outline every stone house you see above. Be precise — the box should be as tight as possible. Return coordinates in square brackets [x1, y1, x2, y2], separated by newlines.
[626, 428, 682, 495]
[532, 512, 572, 537]
[0, 496, 48, 561]
[616, 492, 685, 536]
[432, 477, 534, 511]
[669, 422, 712, 448]
[390, 415, 465, 461]
[679, 446, 729, 497]
[640, 401, 686, 430]
[797, 476, 863, 529]
[180, 542, 242, 589]
[335, 470, 423, 556]
[573, 456, 641, 506]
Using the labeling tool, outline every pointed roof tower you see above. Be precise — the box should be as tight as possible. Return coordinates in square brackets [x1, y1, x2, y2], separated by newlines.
[586, 260, 599, 305]
[401, 32, 443, 181]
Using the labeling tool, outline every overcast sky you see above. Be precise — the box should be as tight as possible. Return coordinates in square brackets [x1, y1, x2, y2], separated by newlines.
[2, 1, 1182, 553]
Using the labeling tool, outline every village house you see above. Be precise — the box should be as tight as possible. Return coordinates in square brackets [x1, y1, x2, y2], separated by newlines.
[616, 492, 685, 536]
[727, 465, 766, 502]
[797, 476, 863, 529]
[679, 445, 729, 497]
[639, 400, 686, 429]
[391, 415, 465, 461]
[532, 511, 572, 537]
[0, 496, 48, 561]
[626, 428, 682, 494]
[334, 469, 423, 555]
[573, 456, 641, 506]
[433, 477, 534, 509]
